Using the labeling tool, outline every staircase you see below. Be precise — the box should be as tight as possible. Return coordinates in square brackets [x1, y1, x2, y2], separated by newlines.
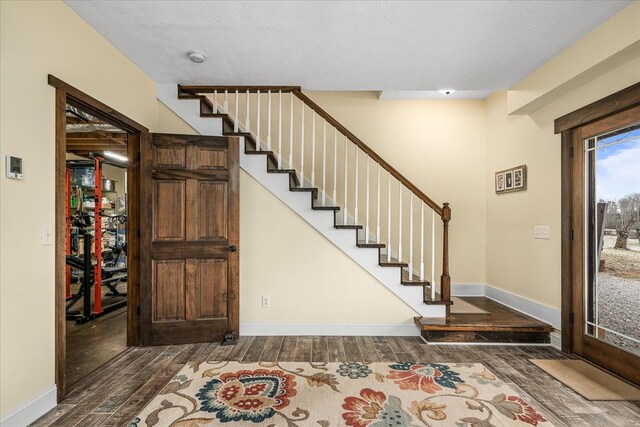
[157, 84, 452, 318]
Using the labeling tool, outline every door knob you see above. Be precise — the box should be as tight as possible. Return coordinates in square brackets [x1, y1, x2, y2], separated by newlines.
[228, 245, 237, 252]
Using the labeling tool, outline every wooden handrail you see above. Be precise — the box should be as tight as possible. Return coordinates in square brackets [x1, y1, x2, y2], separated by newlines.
[179, 85, 301, 94]
[293, 90, 443, 217]
[178, 84, 445, 217]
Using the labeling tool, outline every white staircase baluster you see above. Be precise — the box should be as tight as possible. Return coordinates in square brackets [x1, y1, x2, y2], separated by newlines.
[311, 112, 316, 188]
[224, 90, 228, 113]
[256, 90, 261, 151]
[278, 91, 282, 167]
[409, 194, 413, 274]
[420, 202, 425, 281]
[376, 163, 381, 244]
[245, 89, 250, 132]
[213, 90, 218, 113]
[322, 120, 326, 205]
[343, 137, 348, 224]
[234, 90, 239, 132]
[332, 128, 337, 204]
[289, 92, 293, 168]
[354, 146, 359, 225]
[300, 104, 305, 184]
[387, 172, 391, 262]
[398, 183, 403, 262]
[267, 90, 272, 151]
[365, 155, 370, 243]
[431, 209, 436, 299]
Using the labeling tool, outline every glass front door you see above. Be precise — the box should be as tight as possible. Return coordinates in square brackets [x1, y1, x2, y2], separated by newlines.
[584, 122, 640, 357]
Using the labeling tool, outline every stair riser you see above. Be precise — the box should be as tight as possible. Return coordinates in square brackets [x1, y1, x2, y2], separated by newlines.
[421, 330, 550, 344]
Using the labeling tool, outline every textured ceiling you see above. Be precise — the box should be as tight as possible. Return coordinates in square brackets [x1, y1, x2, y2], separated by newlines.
[66, 0, 631, 92]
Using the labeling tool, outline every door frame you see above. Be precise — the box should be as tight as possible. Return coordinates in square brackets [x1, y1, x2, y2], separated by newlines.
[556, 82, 640, 383]
[49, 75, 148, 400]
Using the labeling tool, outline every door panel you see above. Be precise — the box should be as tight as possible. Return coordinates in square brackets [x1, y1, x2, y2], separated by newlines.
[571, 109, 640, 384]
[141, 133, 239, 345]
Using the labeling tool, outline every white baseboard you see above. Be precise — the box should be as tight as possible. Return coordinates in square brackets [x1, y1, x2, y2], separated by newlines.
[0, 385, 56, 427]
[483, 285, 561, 329]
[550, 330, 562, 350]
[240, 323, 421, 336]
[452, 283, 561, 330]
[451, 283, 485, 296]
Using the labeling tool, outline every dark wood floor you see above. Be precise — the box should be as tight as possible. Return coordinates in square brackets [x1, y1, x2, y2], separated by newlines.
[35, 336, 640, 426]
[66, 307, 127, 386]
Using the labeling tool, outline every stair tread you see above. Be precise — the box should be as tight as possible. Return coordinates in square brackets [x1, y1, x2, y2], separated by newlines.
[422, 291, 452, 305]
[335, 224, 363, 229]
[379, 255, 408, 267]
[401, 270, 430, 286]
[356, 241, 385, 248]
[314, 205, 341, 211]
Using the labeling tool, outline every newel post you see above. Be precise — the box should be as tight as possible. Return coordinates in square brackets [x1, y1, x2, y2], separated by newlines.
[441, 203, 451, 308]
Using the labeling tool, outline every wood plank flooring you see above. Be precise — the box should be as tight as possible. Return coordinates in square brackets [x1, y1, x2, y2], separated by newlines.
[66, 307, 127, 386]
[34, 337, 640, 426]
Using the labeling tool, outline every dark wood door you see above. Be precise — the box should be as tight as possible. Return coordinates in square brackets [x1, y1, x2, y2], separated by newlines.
[140, 133, 239, 345]
[569, 106, 640, 384]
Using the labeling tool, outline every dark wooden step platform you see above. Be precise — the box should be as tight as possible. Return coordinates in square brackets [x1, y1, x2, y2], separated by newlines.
[415, 297, 553, 344]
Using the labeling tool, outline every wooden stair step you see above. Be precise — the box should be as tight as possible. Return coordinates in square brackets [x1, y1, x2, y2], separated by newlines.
[200, 113, 229, 118]
[401, 269, 430, 286]
[266, 168, 300, 186]
[356, 241, 385, 248]
[313, 205, 340, 211]
[335, 224, 363, 230]
[414, 297, 553, 344]
[423, 290, 451, 305]
[379, 255, 408, 267]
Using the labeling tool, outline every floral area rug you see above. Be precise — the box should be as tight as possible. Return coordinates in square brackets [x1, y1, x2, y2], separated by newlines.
[131, 361, 553, 426]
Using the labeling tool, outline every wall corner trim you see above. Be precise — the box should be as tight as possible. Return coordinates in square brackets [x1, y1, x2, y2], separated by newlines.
[0, 384, 57, 427]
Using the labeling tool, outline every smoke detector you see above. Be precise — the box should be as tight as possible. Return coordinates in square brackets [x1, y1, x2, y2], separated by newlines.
[187, 51, 206, 63]
[438, 89, 455, 95]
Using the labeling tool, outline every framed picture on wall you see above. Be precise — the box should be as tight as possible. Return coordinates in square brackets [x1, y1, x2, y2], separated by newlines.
[496, 173, 505, 192]
[514, 167, 524, 188]
[505, 171, 514, 189]
[495, 165, 527, 194]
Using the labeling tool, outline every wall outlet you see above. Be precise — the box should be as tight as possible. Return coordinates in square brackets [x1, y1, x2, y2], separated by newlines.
[534, 225, 550, 239]
[41, 224, 53, 245]
[262, 296, 271, 308]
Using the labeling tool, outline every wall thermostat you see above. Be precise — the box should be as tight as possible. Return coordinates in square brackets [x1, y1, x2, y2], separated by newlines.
[6, 155, 23, 179]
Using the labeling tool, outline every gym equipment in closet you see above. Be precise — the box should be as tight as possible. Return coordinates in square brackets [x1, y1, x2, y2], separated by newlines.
[65, 157, 128, 324]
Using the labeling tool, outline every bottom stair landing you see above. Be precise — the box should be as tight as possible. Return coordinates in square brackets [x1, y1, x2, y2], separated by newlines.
[415, 297, 553, 344]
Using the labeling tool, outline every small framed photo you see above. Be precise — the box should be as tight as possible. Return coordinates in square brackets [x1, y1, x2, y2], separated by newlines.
[513, 167, 524, 188]
[495, 165, 526, 194]
[505, 171, 514, 189]
[495, 173, 505, 192]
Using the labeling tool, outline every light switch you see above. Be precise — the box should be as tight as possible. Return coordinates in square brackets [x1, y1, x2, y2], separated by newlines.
[41, 224, 53, 245]
[534, 226, 550, 239]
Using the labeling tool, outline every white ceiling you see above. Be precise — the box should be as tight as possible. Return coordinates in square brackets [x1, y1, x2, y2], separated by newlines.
[66, 0, 631, 94]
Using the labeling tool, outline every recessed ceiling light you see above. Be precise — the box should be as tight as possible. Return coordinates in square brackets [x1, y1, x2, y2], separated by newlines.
[187, 51, 206, 63]
[438, 89, 455, 95]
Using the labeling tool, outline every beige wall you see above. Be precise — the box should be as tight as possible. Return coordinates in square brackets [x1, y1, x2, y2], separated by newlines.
[302, 93, 487, 285]
[485, 56, 640, 310]
[0, 0, 158, 417]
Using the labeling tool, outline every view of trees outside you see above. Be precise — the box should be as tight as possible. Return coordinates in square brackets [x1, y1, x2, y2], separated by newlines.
[594, 126, 640, 355]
